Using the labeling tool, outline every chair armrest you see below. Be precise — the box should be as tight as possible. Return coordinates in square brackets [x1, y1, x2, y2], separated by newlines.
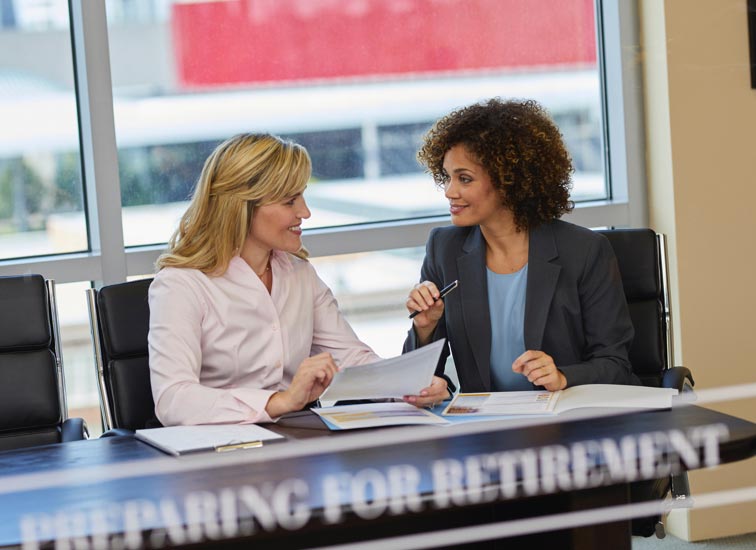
[662, 366, 695, 392]
[61, 417, 89, 442]
[100, 428, 135, 438]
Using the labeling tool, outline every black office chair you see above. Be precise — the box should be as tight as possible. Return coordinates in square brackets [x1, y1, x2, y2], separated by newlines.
[0, 275, 87, 451]
[86, 278, 159, 435]
[598, 228, 694, 538]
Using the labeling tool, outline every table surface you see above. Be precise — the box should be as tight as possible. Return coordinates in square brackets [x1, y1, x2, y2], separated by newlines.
[1, 405, 754, 549]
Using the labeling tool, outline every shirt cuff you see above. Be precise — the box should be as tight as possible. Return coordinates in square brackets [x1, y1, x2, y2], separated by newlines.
[229, 387, 277, 424]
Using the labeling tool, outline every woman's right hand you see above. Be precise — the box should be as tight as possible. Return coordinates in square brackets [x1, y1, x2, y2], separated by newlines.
[266, 353, 339, 417]
[407, 281, 445, 340]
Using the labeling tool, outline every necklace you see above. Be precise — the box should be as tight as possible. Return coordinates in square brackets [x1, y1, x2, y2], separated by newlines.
[255, 256, 271, 278]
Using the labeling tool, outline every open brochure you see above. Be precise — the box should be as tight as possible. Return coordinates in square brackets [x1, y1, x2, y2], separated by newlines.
[442, 384, 678, 416]
[319, 339, 445, 403]
[312, 402, 449, 430]
[135, 424, 284, 456]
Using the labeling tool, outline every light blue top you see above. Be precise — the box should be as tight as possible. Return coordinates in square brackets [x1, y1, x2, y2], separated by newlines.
[487, 264, 531, 391]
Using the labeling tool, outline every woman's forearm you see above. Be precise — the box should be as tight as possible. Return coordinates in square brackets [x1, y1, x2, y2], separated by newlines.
[414, 322, 437, 346]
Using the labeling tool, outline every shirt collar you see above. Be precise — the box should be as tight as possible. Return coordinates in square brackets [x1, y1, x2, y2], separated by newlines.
[226, 250, 295, 281]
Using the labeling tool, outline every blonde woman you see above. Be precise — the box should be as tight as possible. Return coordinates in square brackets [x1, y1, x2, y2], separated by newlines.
[148, 133, 382, 425]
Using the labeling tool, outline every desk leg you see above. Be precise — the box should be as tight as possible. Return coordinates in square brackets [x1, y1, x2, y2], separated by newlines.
[568, 483, 631, 550]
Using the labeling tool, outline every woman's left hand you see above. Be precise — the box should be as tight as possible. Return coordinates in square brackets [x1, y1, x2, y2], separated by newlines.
[403, 376, 450, 408]
[512, 350, 567, 391]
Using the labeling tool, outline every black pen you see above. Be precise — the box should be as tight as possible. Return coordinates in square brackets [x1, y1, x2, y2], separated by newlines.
[409, 280, 459, 319]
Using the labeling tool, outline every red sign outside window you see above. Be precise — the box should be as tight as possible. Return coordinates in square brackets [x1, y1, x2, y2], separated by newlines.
[171, 0, 597, 89]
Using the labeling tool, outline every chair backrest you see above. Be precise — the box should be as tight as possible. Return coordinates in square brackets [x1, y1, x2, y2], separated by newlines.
[87, 278, 156, 432]
[0, 275, 67, 451]
[596, 228, 673, 387]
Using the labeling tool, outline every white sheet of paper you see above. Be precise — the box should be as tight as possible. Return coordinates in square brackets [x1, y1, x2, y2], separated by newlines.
[312, 402, 449, 430]
[319, 339, 446, 402]
[135, 424, 284, 456]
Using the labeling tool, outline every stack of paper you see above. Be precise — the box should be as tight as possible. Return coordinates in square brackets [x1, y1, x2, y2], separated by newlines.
[312, 402, 449, 430]
[319, 339, 445, 404]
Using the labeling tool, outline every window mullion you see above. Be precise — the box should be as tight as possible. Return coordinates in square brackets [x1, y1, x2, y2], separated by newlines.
[69, 0, 126, 286]
[599, 0, 648, 228]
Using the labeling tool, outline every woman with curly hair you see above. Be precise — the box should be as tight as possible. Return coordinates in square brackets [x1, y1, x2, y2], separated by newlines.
[403, 98, 639, 406]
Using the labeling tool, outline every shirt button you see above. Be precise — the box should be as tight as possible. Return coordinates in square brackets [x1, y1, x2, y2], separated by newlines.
[272, 324, 278, 331]
[275, 361, 282, 369]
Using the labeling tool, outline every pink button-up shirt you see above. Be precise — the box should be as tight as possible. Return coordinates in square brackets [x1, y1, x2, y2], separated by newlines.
[148, 252, 380, 425]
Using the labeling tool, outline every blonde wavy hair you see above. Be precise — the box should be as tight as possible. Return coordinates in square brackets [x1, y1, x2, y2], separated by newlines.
[156, 133, 311, 274]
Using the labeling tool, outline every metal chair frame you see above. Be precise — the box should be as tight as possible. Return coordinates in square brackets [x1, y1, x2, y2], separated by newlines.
[86, 287, 115, 432]
[46, 279, 70, 423]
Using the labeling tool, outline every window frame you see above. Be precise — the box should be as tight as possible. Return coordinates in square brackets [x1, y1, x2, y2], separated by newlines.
[0, 0, 645, 284]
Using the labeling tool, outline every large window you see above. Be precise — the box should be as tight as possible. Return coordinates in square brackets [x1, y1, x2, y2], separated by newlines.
[0, 0, 645, 431]
[105, 0, 608, 246]
[0, 0, 85, 260]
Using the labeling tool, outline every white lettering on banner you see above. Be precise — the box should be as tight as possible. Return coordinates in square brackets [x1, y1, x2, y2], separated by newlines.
[151, 498, 187, 547]
[321, 473, 350, 524]
[496, 452, 516, 498]
[350, 468, 389, 520]
[123, 500, 160, 548]
[463, 455, 500, 505]
[570, 440, 605, 489]
[18, 423, 731, 550]
[430, 424, 730, 510]
[516, 449, 540, 496]
[218, 488, 240, 539]
[89, 506, 116, 550]
[692, 424, 729, 467]
[321, 465, 423, 523]
[185, 491, 223, 541]
[387, 465, 424, 515]
[236, 484, 277, 532]
[431, 459, 465, 508]
[271, 478, 310, 530]
[602, 436, 641, 482]
[539, 445, 573, 494]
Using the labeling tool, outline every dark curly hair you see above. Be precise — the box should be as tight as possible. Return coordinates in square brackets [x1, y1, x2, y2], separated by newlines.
[418, 98, 574, 231]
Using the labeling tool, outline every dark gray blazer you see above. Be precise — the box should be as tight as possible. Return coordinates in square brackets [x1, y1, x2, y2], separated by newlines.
[403, 219, 640, 391]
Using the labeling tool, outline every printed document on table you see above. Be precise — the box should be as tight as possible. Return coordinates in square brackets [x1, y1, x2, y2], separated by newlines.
[442, 384, 678, 416]
[312, 402, 449, 430]
[443, 391, 558, 416]
[319, 339, 445, 403]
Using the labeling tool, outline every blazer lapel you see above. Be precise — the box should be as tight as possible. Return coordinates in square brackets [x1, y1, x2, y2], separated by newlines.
[525, 223, 561, 350]
[458, 228, 492, 390]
